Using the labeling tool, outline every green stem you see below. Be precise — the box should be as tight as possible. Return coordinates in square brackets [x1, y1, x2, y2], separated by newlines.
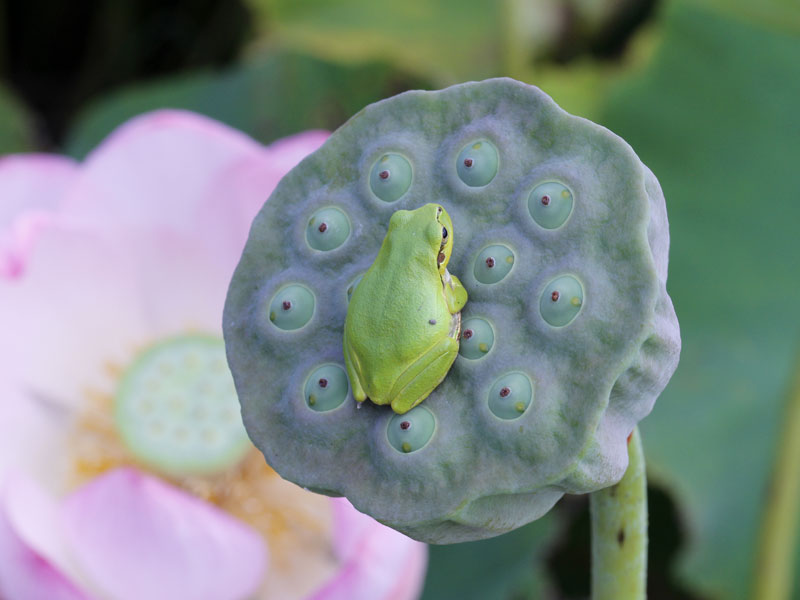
[751, 355, 800, 600]
[590, 427, 647, 600]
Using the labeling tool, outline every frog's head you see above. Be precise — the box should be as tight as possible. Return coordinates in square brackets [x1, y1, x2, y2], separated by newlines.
[385, 203, 454, 274]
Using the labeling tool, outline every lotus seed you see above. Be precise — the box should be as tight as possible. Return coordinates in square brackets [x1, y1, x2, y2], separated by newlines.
[456, 140, 498, 187]
[370, 153, 412, 202]
[540, 275, 584, 327]
[304, 364, 349, 412]
[387, 406, 435, 454]
[474, 244, 514, 284]
[488, 372, 533, 420]
[528, 182, 574, 229]
[459, 317, 494, 359]
[269, 285, 315, 330]
[306, 207, 350, 251]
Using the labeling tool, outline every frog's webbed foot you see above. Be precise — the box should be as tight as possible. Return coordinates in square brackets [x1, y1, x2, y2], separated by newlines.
[443, 270, 468, 314]
[388, 336, 459, 414]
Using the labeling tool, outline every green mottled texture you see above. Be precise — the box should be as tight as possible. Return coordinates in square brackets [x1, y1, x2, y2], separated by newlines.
[590, 427, 647, 600]
[224, 78, 679, 543]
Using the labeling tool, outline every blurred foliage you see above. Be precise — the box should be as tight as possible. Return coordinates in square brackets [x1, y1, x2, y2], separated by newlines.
[0, 84, 34, 153]
[421, 514, 558, 600]
[602, 2, 800, 598]
[0, 0, 250, 146]
[247, 0, 657, 85]
[65, 51, 427, 158]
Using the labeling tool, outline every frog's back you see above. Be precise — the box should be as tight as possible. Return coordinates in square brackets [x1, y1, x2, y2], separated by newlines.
[346, 258, 451, 395]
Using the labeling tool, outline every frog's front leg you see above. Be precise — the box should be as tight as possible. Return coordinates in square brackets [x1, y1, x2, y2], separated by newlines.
[343, 332, 367, 404]
[388, 336, 459, 414]
[443, 270, 468, 314]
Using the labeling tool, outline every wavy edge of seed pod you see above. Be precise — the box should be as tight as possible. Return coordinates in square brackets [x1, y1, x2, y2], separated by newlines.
[223, 78, 680, 543]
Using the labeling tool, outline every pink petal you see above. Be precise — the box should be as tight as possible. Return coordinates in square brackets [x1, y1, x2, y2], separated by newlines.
[61, 468, 266, 600]
[0, 475, 90, 600]
[63, 110, 327, 245]
[0, 382, 73, 491]
[0, 154, 78, 279]
[311, 498, 428, 600]
[0, 223, 151, 407]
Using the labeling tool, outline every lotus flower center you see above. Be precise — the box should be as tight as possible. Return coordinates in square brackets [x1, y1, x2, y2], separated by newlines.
[69, 333, 337, 597]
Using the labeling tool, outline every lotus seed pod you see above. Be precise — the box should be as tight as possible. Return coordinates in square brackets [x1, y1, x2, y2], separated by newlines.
[223, 78, 680, 544]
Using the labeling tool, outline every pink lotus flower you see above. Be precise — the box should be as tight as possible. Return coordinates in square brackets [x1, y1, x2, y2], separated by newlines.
[0, 111, 428, 600]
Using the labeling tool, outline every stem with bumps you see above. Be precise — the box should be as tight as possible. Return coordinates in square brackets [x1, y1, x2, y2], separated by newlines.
[590, 427, 647, 600]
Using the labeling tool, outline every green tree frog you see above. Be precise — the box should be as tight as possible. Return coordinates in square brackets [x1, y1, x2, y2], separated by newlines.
[343, 203, 468, 414]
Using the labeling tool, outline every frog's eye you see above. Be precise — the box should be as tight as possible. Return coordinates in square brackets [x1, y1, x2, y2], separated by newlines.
[442, 226, 448, 240]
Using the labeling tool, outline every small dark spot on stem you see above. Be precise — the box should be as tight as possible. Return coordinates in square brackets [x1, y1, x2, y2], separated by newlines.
[617, 528, 625, 546]
[429, 319, 437, 325]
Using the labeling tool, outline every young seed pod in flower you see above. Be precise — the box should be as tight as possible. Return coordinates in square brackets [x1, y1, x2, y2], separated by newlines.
[224, 78, 680, 544]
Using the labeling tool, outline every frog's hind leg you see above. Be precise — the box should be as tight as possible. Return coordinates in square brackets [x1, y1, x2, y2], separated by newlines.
[343, 333, 368, 403]
[388, 337, 459, 414]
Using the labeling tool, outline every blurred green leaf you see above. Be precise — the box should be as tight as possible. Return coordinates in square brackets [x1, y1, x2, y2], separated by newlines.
[602, 2, 800, 598]
[0, 85, 34, 154]
[421, 515, 558, 600]
[65, 51, 427, 159]
[248, 0, 505, 84]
